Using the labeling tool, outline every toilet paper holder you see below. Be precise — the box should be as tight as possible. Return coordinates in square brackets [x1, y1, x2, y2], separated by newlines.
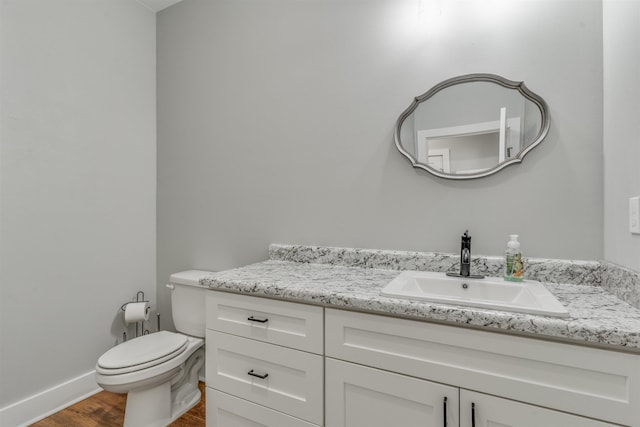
[121, 291, 151, 338]
[120, 291, 149, 312]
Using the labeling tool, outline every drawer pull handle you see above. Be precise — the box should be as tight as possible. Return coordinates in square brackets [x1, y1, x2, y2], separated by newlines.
[248, 369, 269, 379]
[247, 316, 269, 323]
[443, 396, 448, 427]
[471, 402, 476, 427]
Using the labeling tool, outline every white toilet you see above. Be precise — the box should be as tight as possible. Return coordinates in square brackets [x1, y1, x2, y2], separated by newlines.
[95, 270, 210, 427]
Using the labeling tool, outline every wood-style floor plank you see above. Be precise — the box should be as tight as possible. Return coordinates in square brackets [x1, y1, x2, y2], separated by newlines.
[30, 382, 205, 427]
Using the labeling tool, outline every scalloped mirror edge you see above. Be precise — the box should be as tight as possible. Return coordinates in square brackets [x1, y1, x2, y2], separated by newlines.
[394, 73, 550, 180]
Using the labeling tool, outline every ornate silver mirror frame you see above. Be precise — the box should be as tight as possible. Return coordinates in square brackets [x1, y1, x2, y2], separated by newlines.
[394, 74, 550, 180]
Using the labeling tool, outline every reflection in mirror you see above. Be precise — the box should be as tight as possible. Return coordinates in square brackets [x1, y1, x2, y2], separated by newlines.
[395, 74, 549, 179]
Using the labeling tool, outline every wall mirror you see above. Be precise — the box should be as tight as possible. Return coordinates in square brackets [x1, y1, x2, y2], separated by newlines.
[394, 74, 550, 179]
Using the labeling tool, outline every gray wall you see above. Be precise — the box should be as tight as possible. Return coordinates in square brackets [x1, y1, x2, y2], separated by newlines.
[603, 0, 640, 272]
[0, 0, 156, 410]
[157, 0, 604, 327]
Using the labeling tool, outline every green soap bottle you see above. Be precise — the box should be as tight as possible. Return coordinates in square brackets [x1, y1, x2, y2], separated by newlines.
[504, 234, 524, 282]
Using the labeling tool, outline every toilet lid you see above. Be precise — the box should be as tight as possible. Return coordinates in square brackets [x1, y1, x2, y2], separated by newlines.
[97, 331, 188, 371]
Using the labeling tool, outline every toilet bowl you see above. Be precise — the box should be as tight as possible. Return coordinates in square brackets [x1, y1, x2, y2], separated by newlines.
[95, 270, 211, 427]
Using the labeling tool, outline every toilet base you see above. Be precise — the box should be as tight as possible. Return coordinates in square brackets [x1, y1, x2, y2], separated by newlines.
[116, 346, 205, 427]
[124, 381, 172, 427]
[170, 387, 202, 423]
[123, 383, 202, 427]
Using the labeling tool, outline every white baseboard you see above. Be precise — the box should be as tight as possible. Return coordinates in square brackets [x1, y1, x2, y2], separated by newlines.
[0, 370, 101, 427]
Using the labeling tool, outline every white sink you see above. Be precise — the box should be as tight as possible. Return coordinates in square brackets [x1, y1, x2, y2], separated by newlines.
[381, 271, 569, 318]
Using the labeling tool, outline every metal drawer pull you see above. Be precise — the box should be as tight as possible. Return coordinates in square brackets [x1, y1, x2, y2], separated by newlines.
[443, 396, 448, 427]
[247, 316, 269, 323]
[247, 369, 269, 379]
[471, 402, 476, 427]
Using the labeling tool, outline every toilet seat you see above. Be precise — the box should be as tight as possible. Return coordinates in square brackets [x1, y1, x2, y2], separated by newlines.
[97, 331, 188, 375]
[96, 335, 204, 394]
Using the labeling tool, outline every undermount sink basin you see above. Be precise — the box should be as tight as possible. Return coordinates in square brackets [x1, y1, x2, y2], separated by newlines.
[381, 271, 569, 318]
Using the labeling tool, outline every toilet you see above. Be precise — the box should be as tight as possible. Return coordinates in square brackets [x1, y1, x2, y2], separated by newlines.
[95, 270, 211, 427]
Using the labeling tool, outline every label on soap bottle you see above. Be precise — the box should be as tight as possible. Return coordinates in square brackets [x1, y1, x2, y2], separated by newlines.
[505, 252, 524, 282]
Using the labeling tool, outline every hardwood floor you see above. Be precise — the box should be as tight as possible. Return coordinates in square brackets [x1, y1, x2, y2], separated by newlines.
[30, 382, 205, 427]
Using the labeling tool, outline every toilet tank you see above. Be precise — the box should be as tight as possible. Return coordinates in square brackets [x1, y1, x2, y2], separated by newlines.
[168, 270, 212, 338]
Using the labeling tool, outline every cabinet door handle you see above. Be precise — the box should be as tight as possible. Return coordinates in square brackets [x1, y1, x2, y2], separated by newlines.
[443, 396, 448, 427]
[247, 316, 269, 323]
[247, 369, 269, 379]
[471, 402, 476, 427]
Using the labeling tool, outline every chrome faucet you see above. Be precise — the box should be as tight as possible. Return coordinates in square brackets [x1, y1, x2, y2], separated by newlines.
[447, 230, 484, 279]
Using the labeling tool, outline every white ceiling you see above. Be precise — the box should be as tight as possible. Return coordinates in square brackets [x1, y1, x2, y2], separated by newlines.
[136, 0, 184, 13]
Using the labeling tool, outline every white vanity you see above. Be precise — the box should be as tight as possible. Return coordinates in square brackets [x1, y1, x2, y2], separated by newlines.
[325, 308, 634, 427]
[202, 245, 640, 427]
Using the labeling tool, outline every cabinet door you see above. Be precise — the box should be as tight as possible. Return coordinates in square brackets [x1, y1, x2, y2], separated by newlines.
[460, 390, 619, 427]
[326, 358, 459, 427]
[207, 388, 318, 427]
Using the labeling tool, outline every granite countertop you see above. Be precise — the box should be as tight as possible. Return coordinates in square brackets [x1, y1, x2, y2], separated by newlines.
[201, 259, 640, 352]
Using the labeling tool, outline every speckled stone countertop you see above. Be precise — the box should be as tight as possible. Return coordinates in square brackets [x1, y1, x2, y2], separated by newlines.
[201, 245, 640, 352]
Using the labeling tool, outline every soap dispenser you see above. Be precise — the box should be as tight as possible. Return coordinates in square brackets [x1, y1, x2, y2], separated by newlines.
[504, 234, 524, 282]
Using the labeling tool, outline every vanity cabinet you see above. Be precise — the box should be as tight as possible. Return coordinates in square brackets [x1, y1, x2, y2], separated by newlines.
[325, 358, 616, 427]
[325, 309, 638, 426]
[205, 291, 640, 427]
[206, 291, 324, 427]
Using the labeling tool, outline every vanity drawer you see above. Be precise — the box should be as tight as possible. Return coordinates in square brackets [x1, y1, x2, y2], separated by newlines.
[206, 330, 323, 425]
[207, 389, 319, 427]
[206, 291, 323, 354]
[325, 308, 640, 426]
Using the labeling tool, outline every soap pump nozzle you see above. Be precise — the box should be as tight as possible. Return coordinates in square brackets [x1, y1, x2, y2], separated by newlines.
[507, 234, 520, 249]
